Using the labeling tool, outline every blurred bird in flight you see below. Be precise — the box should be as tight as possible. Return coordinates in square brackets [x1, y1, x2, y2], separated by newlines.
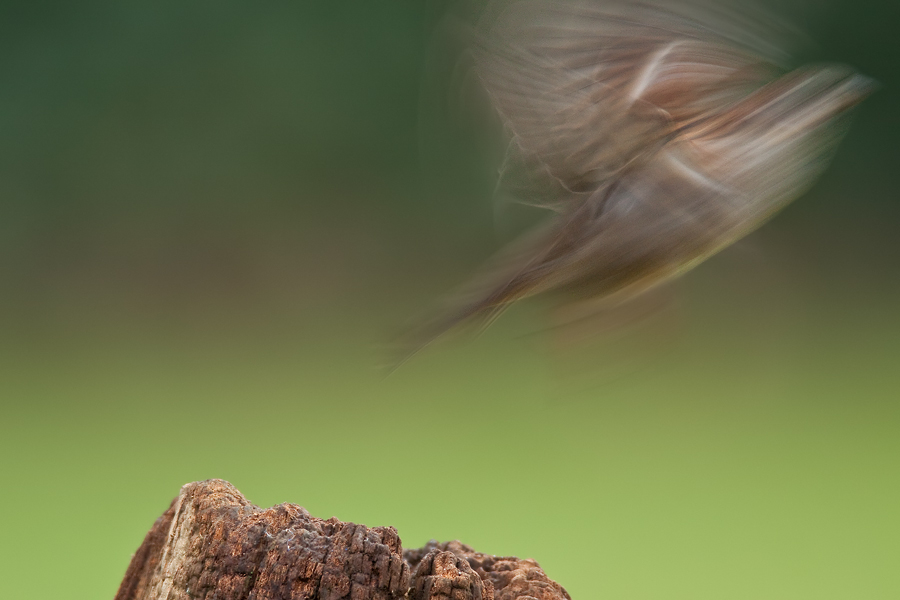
[395, 0, 873, 366]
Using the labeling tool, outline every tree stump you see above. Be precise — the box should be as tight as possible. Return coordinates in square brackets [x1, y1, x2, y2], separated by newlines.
[115, 480, 571, 600]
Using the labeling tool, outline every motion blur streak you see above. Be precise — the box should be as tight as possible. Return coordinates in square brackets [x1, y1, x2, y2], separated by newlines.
[398, 0, 873, 363]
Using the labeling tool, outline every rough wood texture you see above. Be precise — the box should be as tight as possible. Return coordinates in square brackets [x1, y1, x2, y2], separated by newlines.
[406, 542, 570, 600]
[407, 549, 491, 600]
[116, 480, 570, 600]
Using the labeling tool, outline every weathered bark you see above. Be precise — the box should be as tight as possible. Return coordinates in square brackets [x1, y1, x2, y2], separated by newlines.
[406, 542, 570, 600]
[116, 480, 570, 600]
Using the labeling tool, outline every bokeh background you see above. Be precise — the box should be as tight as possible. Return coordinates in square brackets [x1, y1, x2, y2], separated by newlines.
[1, 1, 898, 599]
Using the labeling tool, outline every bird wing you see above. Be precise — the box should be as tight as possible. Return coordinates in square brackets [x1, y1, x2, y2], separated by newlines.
[474, 0, 798, 193]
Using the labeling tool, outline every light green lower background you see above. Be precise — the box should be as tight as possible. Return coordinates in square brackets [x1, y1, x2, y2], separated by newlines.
[2, 245, 898, 600]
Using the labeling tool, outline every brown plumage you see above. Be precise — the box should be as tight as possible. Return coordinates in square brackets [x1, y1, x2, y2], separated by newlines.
[396, 0, 874, 365]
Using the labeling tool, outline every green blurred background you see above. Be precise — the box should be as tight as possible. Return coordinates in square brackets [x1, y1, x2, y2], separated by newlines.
[1, 1, 898, 598]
